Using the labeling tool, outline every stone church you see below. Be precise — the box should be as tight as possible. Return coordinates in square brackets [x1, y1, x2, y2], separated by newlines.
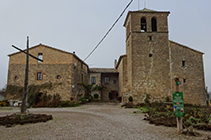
[7, 8, 206, 105]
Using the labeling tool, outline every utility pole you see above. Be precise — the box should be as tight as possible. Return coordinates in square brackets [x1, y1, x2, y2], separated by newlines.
[12, 36, 43, 114]
[21, 36, 29, 114]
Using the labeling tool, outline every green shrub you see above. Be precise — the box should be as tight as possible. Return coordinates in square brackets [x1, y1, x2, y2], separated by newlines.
[47, 94, 52, 101]
[128, 96, 133, 102]
[5, 85, 23, 96]
[41, 93, 48, 102]
[165, 96, 171, 102]
[89, 95, 93, 101]
[144, 93, 151, 104]
[53, 93, 61, 101]
[80, 97, 87, 101]
[28, 92, 41, 107]
[94, 94, 99, 99]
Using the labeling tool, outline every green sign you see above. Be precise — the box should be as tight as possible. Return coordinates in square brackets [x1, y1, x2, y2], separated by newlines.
[172, 92, 184, 117]
[176, 81, 181, 85]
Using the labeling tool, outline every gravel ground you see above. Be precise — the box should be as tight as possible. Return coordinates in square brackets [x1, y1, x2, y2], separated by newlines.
[0, 102, 210, 140]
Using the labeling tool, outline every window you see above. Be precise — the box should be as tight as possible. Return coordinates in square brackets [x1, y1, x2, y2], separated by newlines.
[37, 72, 42, 80]
[151, 18, 157, 32]
[91, 77, 96, 84]
[182, 61, 185, 66]
[105, 77, 109, 84]
[14, 76, 18, 81]
[183, 79, 186, 84]
[141, 17, 147, 32]
[113, 80, 117, 84]
[38, 53, 43, 63]
[81, 63, 83, 69]
[148, 36, 152, 41]
[149, 54, 153, 57]
[57, 75, 61, 79]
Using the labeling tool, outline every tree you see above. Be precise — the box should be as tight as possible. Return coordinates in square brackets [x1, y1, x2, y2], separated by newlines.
[80, 82, 105, 99]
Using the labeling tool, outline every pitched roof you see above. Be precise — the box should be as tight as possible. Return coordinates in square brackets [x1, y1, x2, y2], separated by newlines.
[8, 43, 88, 67]
[170, 40, 204, 55]
[116, 54, 127, 69]
[139, 8, 155, 12]
[8, 43, 73, 56]
[89, 68, 118, 73]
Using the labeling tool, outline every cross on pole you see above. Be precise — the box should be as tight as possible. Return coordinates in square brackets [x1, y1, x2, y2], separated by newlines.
[12, 36, 43, 114]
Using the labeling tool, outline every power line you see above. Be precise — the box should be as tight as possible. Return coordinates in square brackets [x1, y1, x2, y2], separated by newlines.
[84, 0, 134, 61]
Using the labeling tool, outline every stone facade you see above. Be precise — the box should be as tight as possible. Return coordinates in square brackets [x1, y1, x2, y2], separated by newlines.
[7, 44, 89, 101]
[116, 8, 206, 105]
[7, 8, 206, 105]
[89, 68, 118, 101]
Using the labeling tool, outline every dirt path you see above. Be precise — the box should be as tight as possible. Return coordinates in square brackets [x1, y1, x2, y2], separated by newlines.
[0, 102, 210, 140]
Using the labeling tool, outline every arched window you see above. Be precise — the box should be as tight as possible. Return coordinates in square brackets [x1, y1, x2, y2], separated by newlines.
[151, 17, 157, 32]
[141, 17, 147, 32]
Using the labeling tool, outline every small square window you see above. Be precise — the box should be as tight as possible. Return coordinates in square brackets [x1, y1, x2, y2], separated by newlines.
[113, 80, 117, 84]
[148, 36, 152, 41]
[57, 75, 61, 79]
[37, 72, 42, 80]
[38, 53, 43, 63]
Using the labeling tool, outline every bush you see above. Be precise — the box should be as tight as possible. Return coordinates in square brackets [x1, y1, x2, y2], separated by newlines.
[28, 92, 41, 107]
[165, 96, 171, 102]
[80, 97, 87, 101]
[47, 94, 52, 101]
[53, 93, 61, 101]
[94, 94, 99, 99]
[41, 93, 48, 102]
[0, 100, 9, 107]
[89, 95, 93, 101]
[128, 96, 133, 102]
[144, 94, 151, 104]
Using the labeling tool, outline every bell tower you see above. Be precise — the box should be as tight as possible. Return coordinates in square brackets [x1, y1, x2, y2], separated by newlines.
[123, 8, 171, 102]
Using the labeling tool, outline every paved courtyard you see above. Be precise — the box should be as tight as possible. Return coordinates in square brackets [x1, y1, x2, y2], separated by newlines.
[0, 102, 210, 140]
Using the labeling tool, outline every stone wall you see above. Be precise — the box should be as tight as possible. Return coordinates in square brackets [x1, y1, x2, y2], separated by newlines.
[7, 64, 71, 100]
[9, 44, 73, 65]
[71, 56, 89, 100]
[170, 41, 206, 105]
[116, 55, 128, 102]
[121, 10, 206, 105]
[7, 44, 89, 101]
[124, 11, 171, 103]
[89, 73, 101, 99]
[101, 73, 118, 101]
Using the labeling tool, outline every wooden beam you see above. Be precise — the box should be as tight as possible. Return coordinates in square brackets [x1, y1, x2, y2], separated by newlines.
[12, 45, 43, 62]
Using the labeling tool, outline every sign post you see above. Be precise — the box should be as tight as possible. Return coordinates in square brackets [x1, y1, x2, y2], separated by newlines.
[173, 79, 184, 134]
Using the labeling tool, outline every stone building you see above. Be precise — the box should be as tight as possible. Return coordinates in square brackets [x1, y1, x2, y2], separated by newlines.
[7, 44, 89, 101]
[116, 8, 206, 105]
[7, 8, 206, 105]
[89, 68, 118, 100]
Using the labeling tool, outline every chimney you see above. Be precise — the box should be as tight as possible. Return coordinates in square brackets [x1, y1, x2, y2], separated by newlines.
[114, 59, 117, 69]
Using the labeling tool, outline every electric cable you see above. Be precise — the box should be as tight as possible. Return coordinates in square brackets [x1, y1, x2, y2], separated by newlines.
[84, 0, 134, 61]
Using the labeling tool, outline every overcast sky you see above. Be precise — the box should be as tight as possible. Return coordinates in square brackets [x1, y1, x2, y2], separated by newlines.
[0, 0, 210, 92]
